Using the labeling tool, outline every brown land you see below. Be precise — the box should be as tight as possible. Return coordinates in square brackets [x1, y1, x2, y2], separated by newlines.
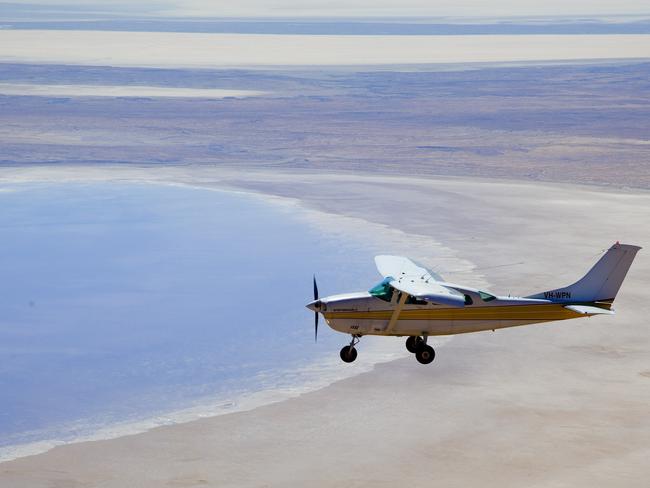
[2, 61, 650, 189]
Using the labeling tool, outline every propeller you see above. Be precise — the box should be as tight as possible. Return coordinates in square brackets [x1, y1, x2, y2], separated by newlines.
[313, 275, 319, 342]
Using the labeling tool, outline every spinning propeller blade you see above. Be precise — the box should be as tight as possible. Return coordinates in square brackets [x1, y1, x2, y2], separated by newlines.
[313, 275, 319, 342]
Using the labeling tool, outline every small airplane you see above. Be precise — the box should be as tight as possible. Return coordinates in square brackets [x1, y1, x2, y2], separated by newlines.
[307, 242, 640, 364]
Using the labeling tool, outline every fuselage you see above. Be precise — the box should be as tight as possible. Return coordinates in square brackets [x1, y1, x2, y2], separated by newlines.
[315, 291, 602, 337]
[307, 246, 637, 364]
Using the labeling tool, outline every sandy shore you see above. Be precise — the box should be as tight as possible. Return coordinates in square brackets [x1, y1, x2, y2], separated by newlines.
[2, 31, 650, 68]
[1, 166, 649, 487]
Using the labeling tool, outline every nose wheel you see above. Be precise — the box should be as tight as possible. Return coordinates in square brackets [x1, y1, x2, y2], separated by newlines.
[406, 336, 436, 364]
[340, 335, 361, 363]
[340, 345, 357, 363]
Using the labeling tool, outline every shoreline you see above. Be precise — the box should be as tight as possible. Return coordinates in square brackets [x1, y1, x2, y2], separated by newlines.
[0, 341, 410, 463]
[0, 170, 471, 463]
[3, 161, 650, 194]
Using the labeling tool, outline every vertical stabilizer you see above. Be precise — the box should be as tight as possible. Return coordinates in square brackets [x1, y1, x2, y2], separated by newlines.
[527, 243, 641, 302]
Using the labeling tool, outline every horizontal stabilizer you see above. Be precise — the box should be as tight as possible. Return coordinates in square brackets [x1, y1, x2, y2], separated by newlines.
[564, 305, 615, 315]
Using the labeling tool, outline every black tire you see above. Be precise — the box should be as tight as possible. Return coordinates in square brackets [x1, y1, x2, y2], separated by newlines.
[415, 345, 435, 364]
[340, 345, 358, 363]
[405, 336, 422, 353]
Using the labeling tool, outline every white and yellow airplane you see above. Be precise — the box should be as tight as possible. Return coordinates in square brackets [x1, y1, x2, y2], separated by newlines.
[307, 242, 640, 364]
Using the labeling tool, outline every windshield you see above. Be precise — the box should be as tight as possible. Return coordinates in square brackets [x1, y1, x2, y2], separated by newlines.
[369, 277, 394, 302]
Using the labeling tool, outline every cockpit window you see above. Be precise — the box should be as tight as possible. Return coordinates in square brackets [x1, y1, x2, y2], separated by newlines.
[369, 277, 394, 302]
[479, 291, 497, 302]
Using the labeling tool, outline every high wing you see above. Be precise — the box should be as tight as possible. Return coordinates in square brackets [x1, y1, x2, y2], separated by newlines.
[375, 255, 442, 281]
[375, 255, 465, 307]
[389, 277, 466, 307]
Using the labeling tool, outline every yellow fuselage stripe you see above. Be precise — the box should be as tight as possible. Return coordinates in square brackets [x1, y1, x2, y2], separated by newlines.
[323, 304, 580, 321]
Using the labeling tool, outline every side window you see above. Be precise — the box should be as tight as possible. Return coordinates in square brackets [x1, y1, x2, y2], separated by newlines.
[406, 295, 428, 306]
[479, 291, 496, 302]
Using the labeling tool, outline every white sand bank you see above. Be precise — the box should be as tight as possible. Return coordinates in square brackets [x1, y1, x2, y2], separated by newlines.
[1, 31, 650, 68]
[0, 83, 265, 98]
[0, 166, 648, 487]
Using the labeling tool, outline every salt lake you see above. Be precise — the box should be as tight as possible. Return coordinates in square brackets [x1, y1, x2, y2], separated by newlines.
[0, 181, 398, 460]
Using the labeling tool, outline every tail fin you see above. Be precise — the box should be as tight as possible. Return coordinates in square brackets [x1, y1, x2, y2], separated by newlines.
[527, 243, 641, 303]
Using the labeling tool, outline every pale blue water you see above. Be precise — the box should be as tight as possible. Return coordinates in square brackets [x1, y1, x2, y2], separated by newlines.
[0, 182, 378, 454]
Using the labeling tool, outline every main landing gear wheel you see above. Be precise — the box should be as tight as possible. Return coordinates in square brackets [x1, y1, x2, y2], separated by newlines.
[340, 345, 358, 363]
[405, 336, 423, 353]
[415, 345, 435, 365]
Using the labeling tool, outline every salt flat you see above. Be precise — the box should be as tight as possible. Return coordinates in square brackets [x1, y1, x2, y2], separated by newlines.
[0, 83, 265, 98]
[2, 31, 650, 67]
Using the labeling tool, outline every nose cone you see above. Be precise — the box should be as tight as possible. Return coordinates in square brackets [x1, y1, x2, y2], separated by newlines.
[306, 299, 322, 312]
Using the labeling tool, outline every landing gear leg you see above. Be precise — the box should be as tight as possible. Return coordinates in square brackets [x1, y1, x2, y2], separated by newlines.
[340, 335, 361, 363]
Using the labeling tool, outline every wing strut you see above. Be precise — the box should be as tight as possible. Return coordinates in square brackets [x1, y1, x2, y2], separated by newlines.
[385, 291, 409, 334]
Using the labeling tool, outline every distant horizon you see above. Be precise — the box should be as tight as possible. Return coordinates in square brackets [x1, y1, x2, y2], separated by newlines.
[2, 1, 650, 22]
[3, 13, 650, 23]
